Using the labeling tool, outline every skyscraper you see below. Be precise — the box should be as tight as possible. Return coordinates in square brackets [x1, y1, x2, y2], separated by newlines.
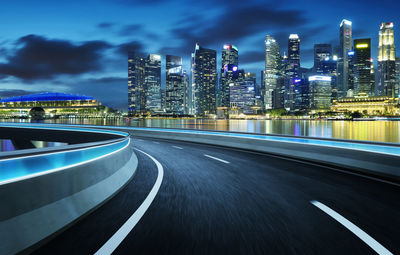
[288, 34, 300, 77]
[166, 55, 185, 114]
[220, 45, 239, 107]
[314, 44, 332, 73]
[354, 39, 373, 95]
[338, 19, 352, 98]
[183, 70, 190, 114]
[396, 57, 400, 97]
[128, 52, 146, 115]
[285, 34, 300, 111]
[191, 43, 217, 115]
[264, 35, 281, 110]
[144, 54, 162, 113]
[377, 22, 396, 97]
[308, 75, 332, 109]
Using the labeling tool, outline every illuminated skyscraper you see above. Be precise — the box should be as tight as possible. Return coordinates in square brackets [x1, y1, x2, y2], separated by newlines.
[377, 22, 396, 97]
[165, 55, 185, 114]
[314, 44, 332, 73]
[191, 43, 217, 115]
[183, 70, 190, 114]
[128, 52, 146, 115]
[285, 34, 300, 111]
[396, 57, 400, 97]
[220, 45, 239, 107]
[288, 34, 300, 77]
[144, 54, 162, 112]
[264, 35, 281, 110]
[354, 39, 373, 95]
[308, 75, 332, 109]
[338, 19, 352, 98]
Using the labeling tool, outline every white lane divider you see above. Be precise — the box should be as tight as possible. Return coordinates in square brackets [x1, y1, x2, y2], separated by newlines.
[204, 154, 230, 164]
[95, 149, 164, 255]
[310, 200, 393, 255]
[172, 146, 183, 150]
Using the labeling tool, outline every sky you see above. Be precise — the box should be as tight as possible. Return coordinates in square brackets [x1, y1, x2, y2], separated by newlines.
[0, 0, 399, 111]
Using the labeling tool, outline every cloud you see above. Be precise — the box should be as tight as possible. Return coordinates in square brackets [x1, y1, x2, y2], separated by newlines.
[118, 24, 143, 37]
[0, 89, 42, 98]
[97, 22, 115, 29]
[0, 35, 111, 80]
[115, 40, 144, 56]
[240, 51, 264, 65]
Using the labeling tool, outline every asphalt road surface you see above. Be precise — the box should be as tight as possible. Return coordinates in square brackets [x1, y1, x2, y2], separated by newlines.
[33, 136, 400, 255]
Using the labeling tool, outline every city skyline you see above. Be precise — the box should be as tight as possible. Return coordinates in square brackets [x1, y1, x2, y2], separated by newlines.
[0, 0, 399, 110]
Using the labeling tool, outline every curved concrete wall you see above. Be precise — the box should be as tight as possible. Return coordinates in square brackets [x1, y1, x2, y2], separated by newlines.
[0, 131, 137, 255]
[126, 128, 400, 181]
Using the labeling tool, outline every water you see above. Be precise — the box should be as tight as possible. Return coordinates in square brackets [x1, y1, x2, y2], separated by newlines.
[2, 118, 400, 144]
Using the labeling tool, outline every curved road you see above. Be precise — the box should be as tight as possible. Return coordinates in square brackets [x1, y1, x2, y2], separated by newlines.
[33, 135, 400, 254]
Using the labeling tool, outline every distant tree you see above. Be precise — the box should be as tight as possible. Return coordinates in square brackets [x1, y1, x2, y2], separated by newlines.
[351, 111, 362, 119]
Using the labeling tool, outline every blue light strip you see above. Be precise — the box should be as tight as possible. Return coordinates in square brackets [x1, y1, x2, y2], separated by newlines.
[0, 138, 129, 185]
[0, 123, 130, 184]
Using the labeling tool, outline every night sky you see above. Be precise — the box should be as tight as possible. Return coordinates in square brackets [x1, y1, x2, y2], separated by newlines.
[0, 0, 399, 110]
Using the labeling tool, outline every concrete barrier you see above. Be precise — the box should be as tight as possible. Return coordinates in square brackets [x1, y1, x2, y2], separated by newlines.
[125, 128, 400, 182]
[0, 129, 137, 255]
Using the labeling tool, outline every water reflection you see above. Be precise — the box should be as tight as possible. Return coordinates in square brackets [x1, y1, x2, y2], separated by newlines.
[1, 118, 400, 144]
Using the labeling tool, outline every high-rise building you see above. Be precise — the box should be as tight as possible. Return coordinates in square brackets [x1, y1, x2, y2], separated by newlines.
[230, 81, 256, 114]
[288, 34, 300, 77]
[338, 19, 352, 98]
[128, 52, 146, 115]
[309, 75, 332, 109]
[396, 57, 400, 97]
[191, 43, 217, 115]
[165, 55, 185, 114]
[314, 44, 332, 73]
[183, 70, 190, 114]
[264, 35, 281, 110]
[144, 54, 162, 112]
[354, 39, 373, 95]
[220, 45, 239, 108]
[377, 22, 396, 97]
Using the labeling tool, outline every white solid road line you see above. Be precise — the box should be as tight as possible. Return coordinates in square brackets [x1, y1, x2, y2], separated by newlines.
[172, 146, 183, 149]
[310, 200, 393, 255]
[95, 149, 164, 255]
[204, 154, 230, 164]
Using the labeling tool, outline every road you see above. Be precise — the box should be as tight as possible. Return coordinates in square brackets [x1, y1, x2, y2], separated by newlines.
[33, 136, 400, 255]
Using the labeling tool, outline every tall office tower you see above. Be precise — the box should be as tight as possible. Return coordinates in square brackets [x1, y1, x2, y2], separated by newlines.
[264, 35, 281, 110]
[144, 54, 161, 113]
[128, 52, 146, 115]
[338, 19, 352, 98]
[165, 55, 185, 114]
[396, 57, 400, 97]
[354, 39, 373, 95]
[220, 45, 239, 107]
[314, 44, 332, 73]
[377, 22, 396, 97]
[191, 43, 217, 115]
[182, 70, 190, 114]
[308, 75, 332, 109]
[288, 34, 300, 77]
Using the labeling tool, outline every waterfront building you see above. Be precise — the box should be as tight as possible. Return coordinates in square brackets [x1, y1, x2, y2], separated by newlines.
[284, 34, 301, 111]
[144, 54, 162, 113]
[396, 57, 400, 97]
[166, 55, 185, 114]
[308, 75, 332, 109]
[264, 35, 281, 110]
[183, 70, 190, 114]
[377, 22, 396, 97]
[314, 44, 332, 73]
[0, 93, 102, 117]
[337, 19, 352, 98]
[128, 52, 146, 115]
[293, 78, 309, 111]
[191, 43, 217, 116]
[331, 95, 399, 115]
[354, 39, 374, 96]
[220, 45, 239, 108]
[229, 81, 256, 114]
